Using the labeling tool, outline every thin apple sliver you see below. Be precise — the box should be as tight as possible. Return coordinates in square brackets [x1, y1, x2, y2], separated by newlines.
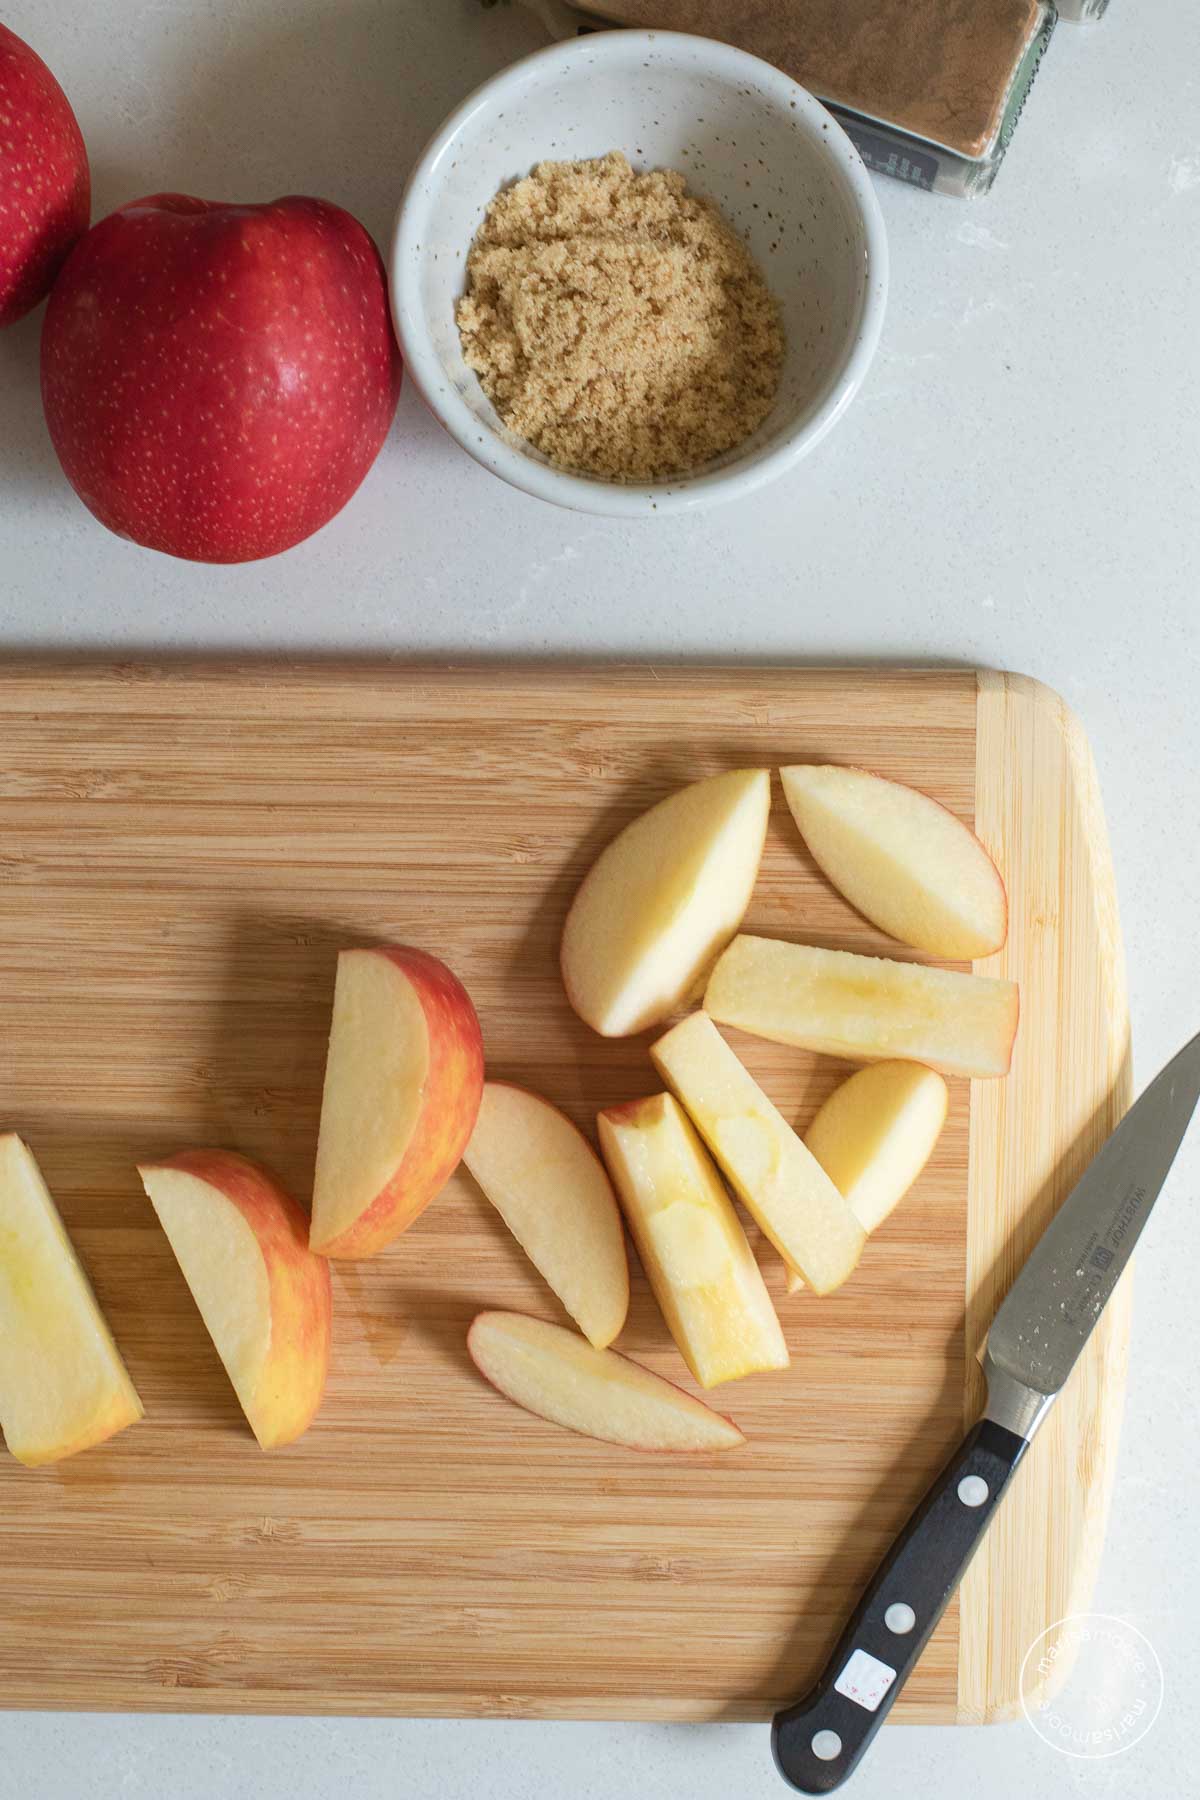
[468, 1311, 744, 1451]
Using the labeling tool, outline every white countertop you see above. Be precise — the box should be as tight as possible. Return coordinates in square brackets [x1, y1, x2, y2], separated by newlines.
[2, 2, 1197, 1795]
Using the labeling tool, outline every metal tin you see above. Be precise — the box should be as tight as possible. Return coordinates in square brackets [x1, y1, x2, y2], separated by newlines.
[508, 1, 1057, 197]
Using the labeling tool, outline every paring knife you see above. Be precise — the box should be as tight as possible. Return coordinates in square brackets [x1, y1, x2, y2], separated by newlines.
[772, 1028, 1200, 1793]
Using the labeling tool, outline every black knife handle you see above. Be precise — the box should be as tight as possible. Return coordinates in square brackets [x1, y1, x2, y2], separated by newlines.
[772, 1418, 1029, 1793]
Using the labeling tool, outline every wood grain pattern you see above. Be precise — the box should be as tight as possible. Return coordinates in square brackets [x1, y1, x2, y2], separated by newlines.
[0, 664, 1127, 1723]
[959, 672, 1131, 1722]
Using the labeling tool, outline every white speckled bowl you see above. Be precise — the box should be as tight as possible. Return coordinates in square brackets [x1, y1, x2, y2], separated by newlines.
[390, 30, 887, 516]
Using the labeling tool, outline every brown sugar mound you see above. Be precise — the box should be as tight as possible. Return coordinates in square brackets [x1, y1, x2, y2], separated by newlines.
[455, 152, 784, 483]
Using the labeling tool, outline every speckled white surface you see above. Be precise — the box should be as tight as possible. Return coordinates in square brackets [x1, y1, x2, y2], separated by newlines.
[1, 2, 1198, 1797]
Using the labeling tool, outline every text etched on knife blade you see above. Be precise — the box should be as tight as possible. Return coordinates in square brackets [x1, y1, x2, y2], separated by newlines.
[1063, 1184, 1146, 1329]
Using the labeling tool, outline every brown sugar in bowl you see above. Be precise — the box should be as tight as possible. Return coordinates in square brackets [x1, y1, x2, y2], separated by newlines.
[390, 30, 888, 516]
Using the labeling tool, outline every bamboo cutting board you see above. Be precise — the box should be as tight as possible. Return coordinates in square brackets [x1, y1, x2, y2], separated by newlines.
[0, 664, 1129, 1724]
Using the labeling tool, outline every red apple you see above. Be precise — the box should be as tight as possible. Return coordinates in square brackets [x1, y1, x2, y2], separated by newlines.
[40, 193, 402, 562]
[0, 24, 89, 327]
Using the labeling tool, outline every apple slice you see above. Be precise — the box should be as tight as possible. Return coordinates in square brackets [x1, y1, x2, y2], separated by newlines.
[0, 1134, 143, 1466]
[649, 1013, 864, 1294]
[597, 1093, 788, 1388]
[705, 936, 1019, 1079]
[139, 1150, 331, 1450]
[788, 1062, 949, 1292]
[310, 946, 484, 1259]
[780, 764, 1007, 959]
[462, 1084, 629, 1348]
[561, 769, 770, 1037]
[468, 1311, 744, 1452]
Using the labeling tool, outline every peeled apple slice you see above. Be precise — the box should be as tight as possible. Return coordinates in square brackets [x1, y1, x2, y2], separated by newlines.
[705, 935, 1019, 1079]
[0, 1133, 143, 1466]
[780, 763, 1007, 959]
[597, 1092, 788, 1388]
[788, 1061, 949, 1293]
[560, 769, 771, 1037]
[649, 1012, 864, 1294]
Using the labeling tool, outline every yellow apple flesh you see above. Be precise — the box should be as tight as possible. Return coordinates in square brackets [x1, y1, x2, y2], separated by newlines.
[310, 945, 484, 1258]
[650, 1012, 864, 1294]
[597, 1093, 788, 1387]
[780, 763, 1007, 958]
[462, 1083, 629, 1348]
[705, 935, 1019, 1079]
[561, 769, 770, 1037]
[140, 1150, 331, 1449]
[0, 1134, 143, 1466]
[788, 1061, 949, 1292]
[468, 1311, 744, 1452]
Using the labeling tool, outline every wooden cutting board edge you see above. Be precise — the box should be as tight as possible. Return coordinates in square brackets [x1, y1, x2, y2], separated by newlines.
[958, 670, 1132, 1724]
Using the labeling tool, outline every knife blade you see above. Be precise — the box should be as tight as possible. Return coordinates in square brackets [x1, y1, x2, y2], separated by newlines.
[982, 1028, 1200, 1436]
[772, 1028, 1200, 1794]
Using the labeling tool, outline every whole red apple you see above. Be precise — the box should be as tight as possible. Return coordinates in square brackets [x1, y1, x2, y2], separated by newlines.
[41, 194, 402, 562]
[0, 23, 90, 327]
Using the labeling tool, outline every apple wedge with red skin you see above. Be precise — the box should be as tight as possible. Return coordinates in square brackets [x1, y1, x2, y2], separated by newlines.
[310, 946, 484, 1260]
[0, 24, 89, 327]
[468, 1311, 745, 1452]
[780, 764, 1008, 959]
[41, 193, 401, 562]
[139, 1150, 330, 1450]
[462, 1083, 628, 1348]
